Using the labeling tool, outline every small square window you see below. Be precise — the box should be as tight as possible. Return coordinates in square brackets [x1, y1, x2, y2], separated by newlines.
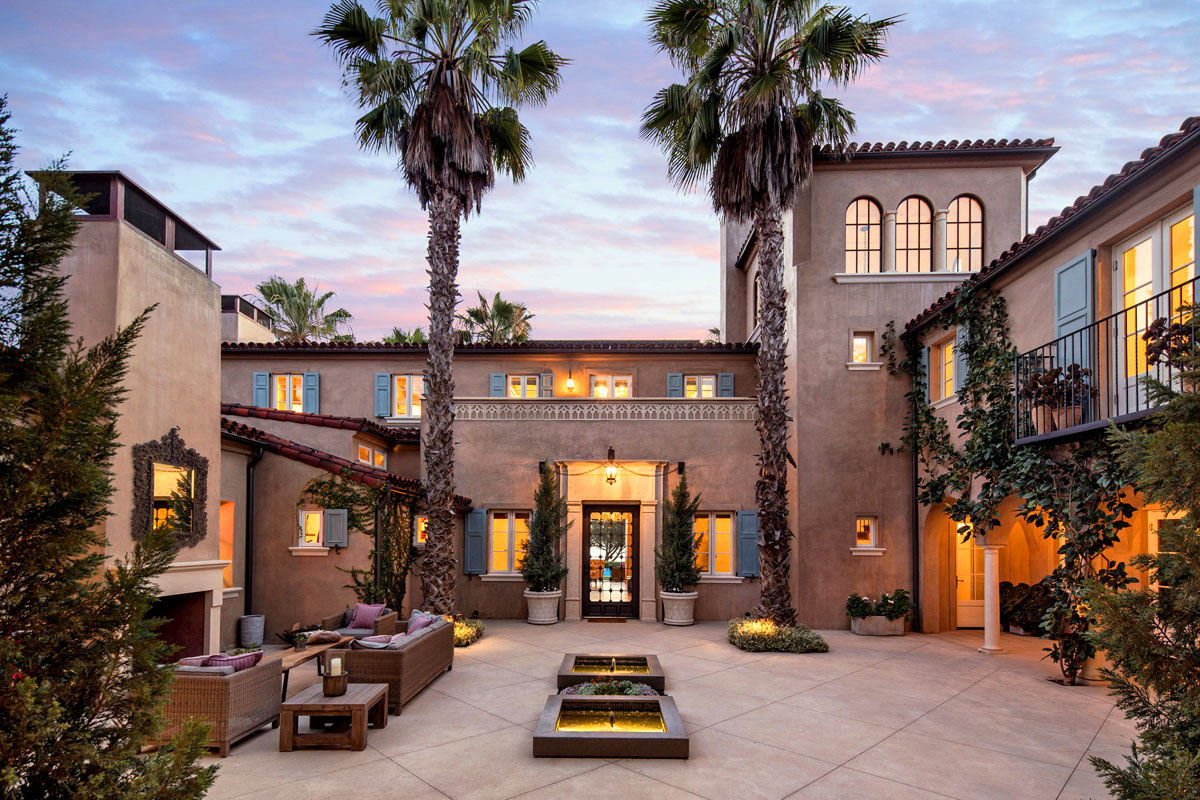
[855, 516, 876, 547]
[851, 333, 873, 364]
[414, 515, 428, 547]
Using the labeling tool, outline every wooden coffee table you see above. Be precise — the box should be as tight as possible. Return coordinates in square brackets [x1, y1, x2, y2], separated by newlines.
[279, 682, 388, 752]
[260, 635, 355, 702]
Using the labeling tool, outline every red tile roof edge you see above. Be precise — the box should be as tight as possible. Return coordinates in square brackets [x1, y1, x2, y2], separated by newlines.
[905, 116, 1200, 336]
[219, 418, 472, 508]
[222, 340, 758, 354]
[220, 403, 418, 445]
[816, 137, 1057, 158]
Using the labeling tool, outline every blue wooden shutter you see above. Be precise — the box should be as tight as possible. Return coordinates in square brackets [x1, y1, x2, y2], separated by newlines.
[252, 372, 270, 408]
[464, 509, 486, 574]
[736, 511, 760, 577]
[921, 346, 931, 403]
[302, 372, 320, 413]
[323, 508, 348, 548]
[954, 326, 967, 394]
[489, 373, 506, 398]
[1053, 251, 1096, 371]
[374, 373, 391, 417]
[717, 373, 735, 397]
[540, 372, 555, 397]
[666, 373, 684, 397]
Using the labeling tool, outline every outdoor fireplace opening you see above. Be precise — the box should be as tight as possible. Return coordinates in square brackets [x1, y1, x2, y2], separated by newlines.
[149, 591, 207, 661]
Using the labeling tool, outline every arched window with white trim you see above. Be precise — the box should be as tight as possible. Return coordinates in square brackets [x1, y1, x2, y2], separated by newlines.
[896, 196, 933, 273]
[947, 195, 984, 271]
[844, 197, 882, 274]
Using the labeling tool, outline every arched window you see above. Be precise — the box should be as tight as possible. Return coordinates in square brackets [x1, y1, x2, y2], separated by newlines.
[844, 197, 882, 273]
[896, 196, 933, 272]
[947, 195, 984, 271]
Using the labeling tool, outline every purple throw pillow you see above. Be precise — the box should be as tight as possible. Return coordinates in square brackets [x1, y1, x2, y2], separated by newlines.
[176, 655, 210, 667]
[407, 613, 435, 636]
[205, 650, 263, 672]
[360, 634, 391, 644]
[348, 603, 387, 630]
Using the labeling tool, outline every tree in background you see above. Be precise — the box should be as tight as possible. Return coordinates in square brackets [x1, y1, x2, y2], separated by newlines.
[456, 290, 534, 343]
[1089, 306, 1200, 796]
[384, 326, 427, 344]
[520, 464, 569, 593]
[315, 0, 566, 613]
[0, 99, 213, 799]
[655, 470, 703, 593]
[256, 275, 353, 342]
[642, 0, 895, 624]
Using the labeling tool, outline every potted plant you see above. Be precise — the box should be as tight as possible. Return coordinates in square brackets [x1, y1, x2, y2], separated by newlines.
[521, 463, 570, 624]
[293, 631, 310, 652]
[846, 588, 912, 636]
[655, 470, 703, 626]
[1020, 364, 1098, 434]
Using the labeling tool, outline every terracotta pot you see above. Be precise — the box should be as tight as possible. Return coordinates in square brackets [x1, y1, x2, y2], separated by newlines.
[1052, 403, 1084, 432]
[850, 615, 904, 636]
[524, 589, 562, 625]
[1081, 650, 1111, 684]
[660, 591, 698, 626]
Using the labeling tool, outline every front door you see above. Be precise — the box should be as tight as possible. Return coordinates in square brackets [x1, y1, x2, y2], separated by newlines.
[582, 506, 638, 618]
[955, 531, 984, 628]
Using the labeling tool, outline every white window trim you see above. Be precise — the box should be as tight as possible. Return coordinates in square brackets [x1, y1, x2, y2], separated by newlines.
[488, 510, 530, 574]
[357, 443, 387, 469]
[699, 575, 745, 584]
[590, 374, 633, 399]
[833, 272, 973, 284]
[694, 511, 736, 577]
[289, 546, 330, 557]
[684, 374, 717, 399]
[931, 394, 958, 410]
[507, 374, 540, 398]
[480, 574, 526, 582]
[273, 373, 304, 412]
[931, 333, 957, 403]
[297, 507, 325, 548]
[850, 546, 886, 557]
[392, 374, 424, 418]
[853, 515, 879, 550]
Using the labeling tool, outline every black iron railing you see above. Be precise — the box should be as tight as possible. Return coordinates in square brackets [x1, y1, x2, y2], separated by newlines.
[1014, 274, 1198, 443]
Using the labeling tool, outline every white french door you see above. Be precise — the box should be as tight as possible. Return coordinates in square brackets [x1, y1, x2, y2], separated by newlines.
[955, 531, 984, 628]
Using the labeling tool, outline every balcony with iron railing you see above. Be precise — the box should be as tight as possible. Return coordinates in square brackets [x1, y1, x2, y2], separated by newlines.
[1014, 273, 1198, 444]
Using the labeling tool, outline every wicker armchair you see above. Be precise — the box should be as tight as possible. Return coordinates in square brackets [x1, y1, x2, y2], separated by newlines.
[155, 660, 282, 757]
[325, 619, 453, 714]
[320, 607, 399, 638]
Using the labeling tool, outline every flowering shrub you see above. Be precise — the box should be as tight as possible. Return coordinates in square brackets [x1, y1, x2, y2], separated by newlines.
[452, 618, 484, 647]
[727, 617, 829, 653]
[846, 588, 913, 620]
[560, 680, 659, 696]
[845, 593, 875, 619]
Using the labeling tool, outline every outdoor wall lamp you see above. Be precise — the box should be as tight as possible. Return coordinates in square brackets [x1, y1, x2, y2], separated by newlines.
[604, 446, 617, 485]
[566, 369, 575, 392]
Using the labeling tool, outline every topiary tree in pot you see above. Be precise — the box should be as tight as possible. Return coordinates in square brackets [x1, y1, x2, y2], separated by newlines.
[521, 463, 570, 624]
[655, 470, 703, 625]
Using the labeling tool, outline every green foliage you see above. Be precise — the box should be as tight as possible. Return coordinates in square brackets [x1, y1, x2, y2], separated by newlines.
[301, 472, 419, 613]
[727, 618, 829, 654]
[654, 470, 703, 593]
[845, 593, 874, 619]
[256, 275, 353, 342]
[845, 590, 912, 620]
[453, 618, 484, 648]
[1086, 308, 1200, 795]
[520, 463, 569, 592]
[0, 99, 214, 798]
[456, 290, 533, 344]
[383, 326, 426, 344]
[560, 680, 659, 697]
[1000, 579, 1053, 634]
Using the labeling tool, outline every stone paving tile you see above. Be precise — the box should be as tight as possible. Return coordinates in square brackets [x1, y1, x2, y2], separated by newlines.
[666, 678, 771, 730]
[425, 656, 534, 695]
[784, 766, 958, 799]
[205, 727, 388, 799]
[781, 682, 942, 729]
[450, 678, 558, 725]
[512, 763, 706, 799]
[714, 703, 896, 764]
[683, 664, 821, 702]
[830, 663, 986, 704]
[367, 691, 512, 757]
[488, 650, 572, 681]
[221, 757, 449, 800]
[671, 640, 772, 666]
[654, 651, 737, 682]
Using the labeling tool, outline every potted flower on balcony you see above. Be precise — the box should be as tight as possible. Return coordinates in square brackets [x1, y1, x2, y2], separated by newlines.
[521, 463, 570, 624]
[655, 470, 703, 626]
[846, 589, 912, 636]
[1019, 364, 1098, 435]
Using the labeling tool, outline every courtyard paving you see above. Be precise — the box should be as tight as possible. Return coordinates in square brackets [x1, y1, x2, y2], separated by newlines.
[206, 620, 1135, 800]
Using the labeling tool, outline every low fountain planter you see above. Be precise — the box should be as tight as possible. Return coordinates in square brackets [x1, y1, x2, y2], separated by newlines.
[533, 695, 688, 758]
[557, 653, 665, 692]
[850, 616, 904, 636]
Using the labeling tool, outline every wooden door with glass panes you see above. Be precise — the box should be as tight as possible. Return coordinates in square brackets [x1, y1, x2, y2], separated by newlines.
[582, 506, 638, 617]
[955, 530, 984, 628]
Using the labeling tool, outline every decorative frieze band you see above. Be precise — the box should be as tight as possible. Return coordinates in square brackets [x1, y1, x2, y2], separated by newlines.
[455, 399, 758, 422]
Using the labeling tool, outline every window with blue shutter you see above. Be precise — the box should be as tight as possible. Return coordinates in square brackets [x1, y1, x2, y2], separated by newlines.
[489, 373, 506, 398]
[252, 372, 269, 408]
[954, 326, 967, 394]
[666, 373, 684, 398]
[302, 372, 320, 414]
[323, 508, 349, 548]
[374, 373, 392, 417]
[464, 509, 486, 574]
[717, 373, 735, 397]
[1053, 251, 1095, 370]
[736, 510, 760, 577]
[540, 372, 555, 397]
[921, 346, 931, 404]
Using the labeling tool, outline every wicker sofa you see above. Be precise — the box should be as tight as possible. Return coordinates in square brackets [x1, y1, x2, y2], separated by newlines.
[325, 618, 453, 714]
[320, 607, 399, 639]
[156, 659, 282, 757]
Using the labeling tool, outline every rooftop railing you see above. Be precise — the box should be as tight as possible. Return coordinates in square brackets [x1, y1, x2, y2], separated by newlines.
[1014, 273, 1197, 444]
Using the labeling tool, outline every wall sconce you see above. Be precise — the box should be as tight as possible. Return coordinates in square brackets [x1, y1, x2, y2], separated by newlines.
[604, 446, 617, 485]
[566, 369, 575, 393]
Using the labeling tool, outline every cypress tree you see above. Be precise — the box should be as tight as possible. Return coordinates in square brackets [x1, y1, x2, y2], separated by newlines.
[0, 97, 214, 798]
[655, 470, 702, 593]
[520, 464, 569, 592]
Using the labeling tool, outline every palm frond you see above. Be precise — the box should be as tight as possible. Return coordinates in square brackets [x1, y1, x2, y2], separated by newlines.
[312, 0, 389, 63]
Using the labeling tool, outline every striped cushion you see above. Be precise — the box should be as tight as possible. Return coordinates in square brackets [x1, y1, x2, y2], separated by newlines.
[348, 603, 387, 629]
[205, 650, 264, 672]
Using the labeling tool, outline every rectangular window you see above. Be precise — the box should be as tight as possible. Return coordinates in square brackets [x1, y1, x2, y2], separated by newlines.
[392, 374, 424, 417]
[932, 336, 955, 400]
[219, 501, 235, 588]
[357, 444, 387, 469]
[855, 516, 877, 547]
[507, 374, 539, 398]
[298, 508, 323, 547]
[414, 515, 428, 548]
[941, 340, 955, 399]
[273, 374, 303, 412]
[693, 512, 734, 575]
[591, 374, 632, 398]
[851, 332, 874, 364]
[684, 375, 716, 398]
[489, 511, 531, 573]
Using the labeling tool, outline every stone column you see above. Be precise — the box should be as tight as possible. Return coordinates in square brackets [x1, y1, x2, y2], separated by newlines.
[979, 545, 1003, 653]
[934, 210, 948, 271]
[882, 211, 897, 272]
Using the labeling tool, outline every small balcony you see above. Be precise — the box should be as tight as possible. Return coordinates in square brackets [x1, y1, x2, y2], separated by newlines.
[1014, 274, 1197, 444]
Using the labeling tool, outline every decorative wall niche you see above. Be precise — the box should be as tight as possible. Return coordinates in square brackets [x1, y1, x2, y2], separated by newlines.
[132, 427, 208, 549]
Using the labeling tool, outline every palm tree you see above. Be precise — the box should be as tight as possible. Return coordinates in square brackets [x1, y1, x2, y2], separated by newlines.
[383, 326, 428, 344]
[642, 0, 895, 625]
[456, 290, 534, 343]
[256, 276, 354, 342]
[314, 0, 566, 613]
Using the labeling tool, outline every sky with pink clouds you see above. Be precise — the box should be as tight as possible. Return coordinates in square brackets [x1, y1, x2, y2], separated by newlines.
[1, 1, 1197, 341]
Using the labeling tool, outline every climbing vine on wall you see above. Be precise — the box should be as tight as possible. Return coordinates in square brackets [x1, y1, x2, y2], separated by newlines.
[301, 471, 420, 614]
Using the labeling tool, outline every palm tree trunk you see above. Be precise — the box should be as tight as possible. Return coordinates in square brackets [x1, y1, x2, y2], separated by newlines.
[752, 206, 797, 626]
[419, 186, 463, 614]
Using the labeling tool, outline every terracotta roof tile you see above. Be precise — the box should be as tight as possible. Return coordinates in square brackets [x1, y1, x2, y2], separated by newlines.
[220, 403, 418, 445]
[222, 340, 757, 354]
[817, 137, 1057, 158]
[905, 116, 1200, 335]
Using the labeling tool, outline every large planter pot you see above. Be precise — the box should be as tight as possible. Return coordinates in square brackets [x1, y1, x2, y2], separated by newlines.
[524, 589, 562, 625]
[1081, 650, 1111, 684]
[850, 615, 904, 636]
[238, 614, 265, 648]
[660, 591, 699, 627]
[1052, 403, 1084, 432]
